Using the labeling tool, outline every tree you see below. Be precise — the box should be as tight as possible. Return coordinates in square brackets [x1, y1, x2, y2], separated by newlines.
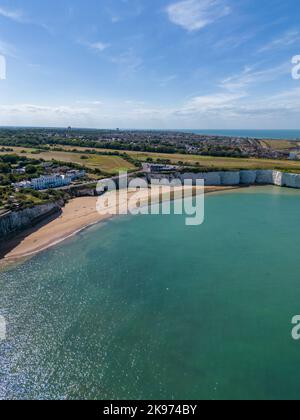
[25, 165, 37, 175]
[0, 162, 10, 173]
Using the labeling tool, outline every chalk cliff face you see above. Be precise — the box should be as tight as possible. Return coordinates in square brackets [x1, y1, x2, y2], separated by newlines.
[180, 172, 222, 185]
[2, 169, 300, 241]
[272, 171, 283, 186]
[256, 170, 274, 184]
[0, 201, 63, 239]
[240, 171, 257, 185]
[148, 169, 300, 189]
[280, 172, 300, 188]
[202, 172, 221, 186]
[220, 171, 240, 185]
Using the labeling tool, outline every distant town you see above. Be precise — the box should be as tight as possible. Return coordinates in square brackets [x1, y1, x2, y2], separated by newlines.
[1, 127, 300, 159]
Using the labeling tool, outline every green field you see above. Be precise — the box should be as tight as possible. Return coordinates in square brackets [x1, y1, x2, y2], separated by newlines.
[56, 145, 300, 172]
[260, 139, 300, 151]
[127, 151, 300, 171]
[2, 145, 300, 173]
[0, 147, 136, 174]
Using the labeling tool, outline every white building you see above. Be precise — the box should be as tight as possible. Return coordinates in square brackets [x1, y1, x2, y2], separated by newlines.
[31, 175, 71, 190]
[289, 152, 299, 161]
[14, 180, 32, 189]
[12, 167, 26, 175]
[66, 170, 86, 181]
[15, 174, 72, 190]
[144, 163, 178, 173]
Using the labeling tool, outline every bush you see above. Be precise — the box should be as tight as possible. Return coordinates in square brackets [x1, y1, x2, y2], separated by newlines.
[26, 165, 37, 174]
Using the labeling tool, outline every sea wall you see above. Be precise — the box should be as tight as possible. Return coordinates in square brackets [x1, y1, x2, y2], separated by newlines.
[0, 200, 63, 239]
[147, 170, 300, 189]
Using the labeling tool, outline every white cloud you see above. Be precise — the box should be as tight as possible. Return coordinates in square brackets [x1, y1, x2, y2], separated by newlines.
[181, 92, 245, 113]
[259, 30, 300, 53]
[0, 6, 52, 32]
[87, 41, 110, 52]
[76, 100, 103, 106]
[166, 0, 230, 31]
[172, 62, 295, 121]
[0, 104, 95, 127]
[156, 74, 178, 87]
[0, 104, 90, 115]
[0, 65, 299, 128]
[219, 63, 289, 92]
[1, 91, 300, 129]
[110, 49, 143, 76]
[0, 6, 23, 22]
[111, 16, 121, 23]
[0, 40, 17, 58]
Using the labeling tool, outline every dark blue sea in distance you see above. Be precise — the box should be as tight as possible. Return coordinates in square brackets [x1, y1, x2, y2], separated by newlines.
[183, 129, 300, 140]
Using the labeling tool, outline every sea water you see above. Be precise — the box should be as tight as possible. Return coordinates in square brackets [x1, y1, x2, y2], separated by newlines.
[1, 186, 300, 400]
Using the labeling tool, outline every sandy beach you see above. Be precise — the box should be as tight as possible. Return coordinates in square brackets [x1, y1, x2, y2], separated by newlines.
[0, 185, 240, 265]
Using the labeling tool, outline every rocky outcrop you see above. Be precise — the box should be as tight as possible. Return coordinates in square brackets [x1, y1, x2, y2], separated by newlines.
[0, 201, 63, 238]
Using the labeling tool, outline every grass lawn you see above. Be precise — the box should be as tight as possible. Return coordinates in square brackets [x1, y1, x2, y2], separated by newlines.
[260, 140, 299, 151]
[53, 145, 300, 171]
[2, 145, 300, 173]
[126, 151, 300, 171]
[0, 147, 136, 174]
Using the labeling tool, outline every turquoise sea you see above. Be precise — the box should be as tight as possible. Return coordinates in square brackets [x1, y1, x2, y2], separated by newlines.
[1, 186, 300, 400]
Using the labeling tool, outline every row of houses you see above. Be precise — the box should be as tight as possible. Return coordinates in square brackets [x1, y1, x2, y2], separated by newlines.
[14, 170, 86, 191]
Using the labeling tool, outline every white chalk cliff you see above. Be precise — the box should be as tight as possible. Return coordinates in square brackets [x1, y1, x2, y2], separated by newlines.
[149, 170, 300, 189]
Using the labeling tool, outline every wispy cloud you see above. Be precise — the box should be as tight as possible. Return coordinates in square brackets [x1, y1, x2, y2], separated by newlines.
[84, 41, 110, 52]
[219, 63, 289, 92]
[0, 5, 52, 32]
[111, 15, 121, 23]
[166, 0, 230, 32]
[76, 100, 103, 106]
[110, 49, 143, 76]
[173, 62, 292, 120]
[154, 74, 178, 87]
[0, 39, 17, 58]
[179, 92, 245, 116]
[0, 103, 94, 127]
[89, 42, 110, 52]
[2, 85, 300, 128]
[0, 6, 23, 22]
[259, 30, 300, 53]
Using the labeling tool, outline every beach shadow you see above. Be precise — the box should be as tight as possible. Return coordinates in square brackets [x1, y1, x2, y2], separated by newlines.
[0, 209, 62, 260]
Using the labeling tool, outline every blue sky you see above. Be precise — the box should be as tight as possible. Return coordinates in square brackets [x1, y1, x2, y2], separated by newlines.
[0, 0, 300, 129]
